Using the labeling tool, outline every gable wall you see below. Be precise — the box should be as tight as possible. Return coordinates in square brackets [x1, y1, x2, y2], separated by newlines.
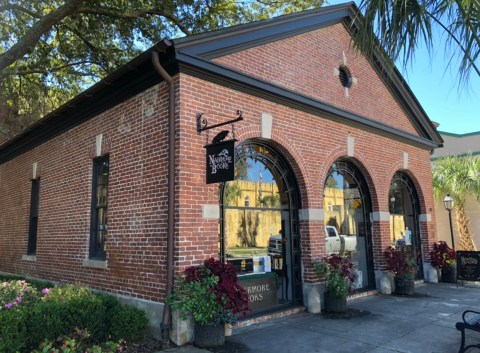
[213, 23, 419, 136]
[0, 82, 172, 302]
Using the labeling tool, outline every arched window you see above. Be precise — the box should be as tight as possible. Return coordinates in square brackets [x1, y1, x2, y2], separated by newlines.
[220, 141, 302, 313]
[323, 159, 374, 290]
[389, 171, 422, 277]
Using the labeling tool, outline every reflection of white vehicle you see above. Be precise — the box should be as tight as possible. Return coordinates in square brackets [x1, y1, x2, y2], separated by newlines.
[268, 235, 282, 254]
[325, 226, 357, 254]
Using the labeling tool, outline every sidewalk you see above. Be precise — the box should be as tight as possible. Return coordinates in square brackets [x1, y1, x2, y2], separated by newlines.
[156, 282, 480, 353]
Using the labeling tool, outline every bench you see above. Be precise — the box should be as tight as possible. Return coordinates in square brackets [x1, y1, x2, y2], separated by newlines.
[456, 310, 480, 353]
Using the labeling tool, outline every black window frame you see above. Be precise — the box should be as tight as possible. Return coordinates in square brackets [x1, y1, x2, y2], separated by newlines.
[89, 155, 109, 260]
[27, 178, 40, 255]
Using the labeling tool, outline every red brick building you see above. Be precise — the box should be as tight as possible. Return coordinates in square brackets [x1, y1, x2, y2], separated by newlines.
[0, 3, 442, 338]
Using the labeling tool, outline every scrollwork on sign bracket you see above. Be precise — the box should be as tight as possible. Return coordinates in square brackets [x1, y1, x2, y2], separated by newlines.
[196, 110, 243, 135]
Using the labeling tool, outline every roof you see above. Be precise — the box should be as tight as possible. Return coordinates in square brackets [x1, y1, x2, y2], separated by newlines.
[431, 130, 480, 160]
[0, 2, 443, 164]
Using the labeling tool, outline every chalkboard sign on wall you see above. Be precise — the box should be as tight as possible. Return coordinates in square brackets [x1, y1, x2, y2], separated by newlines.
[456, 251, 480, 281]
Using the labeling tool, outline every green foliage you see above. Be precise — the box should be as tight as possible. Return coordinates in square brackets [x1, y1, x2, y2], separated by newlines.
[31, 328, 126, 353]
[168, 273, 223, 325]
[0, 280, 148, 352]
[41, 284, 94, 302]
[384, 246, 417, 279]
[432, 153, 480, 250]
[355, 0, 480, 83]
[314, 254, 356, 298]
[168, 258, 249, 325]
[0, 0, 324, 140]
[0, 307, 29, 353]
[109, 304, 148, 342]
[0, 274, 54, 291]
[0, 280, 40, 310]
[432, 153, 480, 208]
[27, 296, 108, 349]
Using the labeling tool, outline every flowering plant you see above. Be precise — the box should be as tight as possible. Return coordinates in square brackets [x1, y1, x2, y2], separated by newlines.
[429, 241, 456, 270]
[167, 258, 250, 325]
[0, 280, 48, 310]
[384, 246, 417, 279]
[314, 254, 356, 298]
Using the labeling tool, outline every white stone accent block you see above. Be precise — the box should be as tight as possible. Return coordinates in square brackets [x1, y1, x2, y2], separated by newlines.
[299, 208, 324, 221]
[347, 135, 354, 157]
[202, 204, 220, 219]
[261, 113, 273, 139]
[32, 162, 38, 179]
[96, 134, 103, 157]
[403, 152, 409, 169]
[371, 211, 390, 222]
[419, 214, 432, 222]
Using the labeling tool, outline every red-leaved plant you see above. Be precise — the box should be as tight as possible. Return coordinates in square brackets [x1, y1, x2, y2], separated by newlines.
[384, 246, 417, 279]
[429, 241, 456, 270]
[314, 253, 356, 298]
[169, 258, 251, 325]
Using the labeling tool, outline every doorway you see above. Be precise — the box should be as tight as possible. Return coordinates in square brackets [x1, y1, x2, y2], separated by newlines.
[220, 141, 302, 314]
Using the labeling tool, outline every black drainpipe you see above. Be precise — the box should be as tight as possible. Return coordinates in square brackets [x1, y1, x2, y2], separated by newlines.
[151, 40, 175, 346]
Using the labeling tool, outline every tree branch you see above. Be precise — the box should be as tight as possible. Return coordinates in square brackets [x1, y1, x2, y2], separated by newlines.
[0, 4, 41, 18]
[0, 0, 86, 73]
[77, 6, 193, 36]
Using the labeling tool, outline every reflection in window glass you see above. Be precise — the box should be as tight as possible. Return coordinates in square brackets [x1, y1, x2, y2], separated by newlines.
[324, 167, 364, 239]
[224, 156, 282, 263]
[323, 161, 371, 289]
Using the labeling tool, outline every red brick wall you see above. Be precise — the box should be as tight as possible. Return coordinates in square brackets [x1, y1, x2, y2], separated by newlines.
[0, 83, 173, 302]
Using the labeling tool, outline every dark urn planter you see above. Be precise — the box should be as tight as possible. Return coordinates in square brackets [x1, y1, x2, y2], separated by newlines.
[394, 276, 415, 295]
[441, 266, 457, 283]
[324, 291, 347, 313]
[194, 322, 225, 348]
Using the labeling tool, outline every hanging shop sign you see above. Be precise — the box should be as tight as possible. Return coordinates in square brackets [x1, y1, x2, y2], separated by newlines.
[456, 251, 480, 281]
[197, 110, 243, 185]
[204, 139, 236, 184]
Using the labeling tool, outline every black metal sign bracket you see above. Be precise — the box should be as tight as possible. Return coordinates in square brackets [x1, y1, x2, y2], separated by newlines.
[196, 110, 243, 135]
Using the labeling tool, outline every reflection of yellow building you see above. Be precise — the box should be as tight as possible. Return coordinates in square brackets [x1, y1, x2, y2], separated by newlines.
[390, 215, 406, 243]
[323, 187, 362, 236]
[225, 180, 281, 255]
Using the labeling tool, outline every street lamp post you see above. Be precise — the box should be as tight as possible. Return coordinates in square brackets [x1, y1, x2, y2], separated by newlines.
[443, 193, 455, 250]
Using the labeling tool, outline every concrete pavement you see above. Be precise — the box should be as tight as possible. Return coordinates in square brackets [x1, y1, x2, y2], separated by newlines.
[156, 282, 480, 353]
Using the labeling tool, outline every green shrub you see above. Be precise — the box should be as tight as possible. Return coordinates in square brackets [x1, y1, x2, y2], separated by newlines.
[42, 283, 93, 302]
[27, 296, 108, 350]
[0, 307, 29, 353]
[109, 303, 148, 341]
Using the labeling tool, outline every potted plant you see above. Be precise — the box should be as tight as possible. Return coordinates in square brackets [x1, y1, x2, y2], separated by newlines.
[384, 246, 417, 295]
[430, 241, 456, 283]
[167, 258, 250, 347]
[314, 253, 356, 313]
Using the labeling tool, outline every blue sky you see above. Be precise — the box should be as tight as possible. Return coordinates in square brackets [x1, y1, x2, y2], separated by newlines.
[327, 0, 479, 135]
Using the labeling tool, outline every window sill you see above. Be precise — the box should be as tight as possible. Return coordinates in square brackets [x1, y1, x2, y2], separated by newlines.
[82, 259, 107, 269]
[22, 255, 37, 262]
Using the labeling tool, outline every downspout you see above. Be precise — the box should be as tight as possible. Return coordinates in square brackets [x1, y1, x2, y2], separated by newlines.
[151, 40, 175, 345]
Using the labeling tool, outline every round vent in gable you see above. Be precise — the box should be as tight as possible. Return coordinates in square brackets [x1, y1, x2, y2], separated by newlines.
[338, 65, 353, 88]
